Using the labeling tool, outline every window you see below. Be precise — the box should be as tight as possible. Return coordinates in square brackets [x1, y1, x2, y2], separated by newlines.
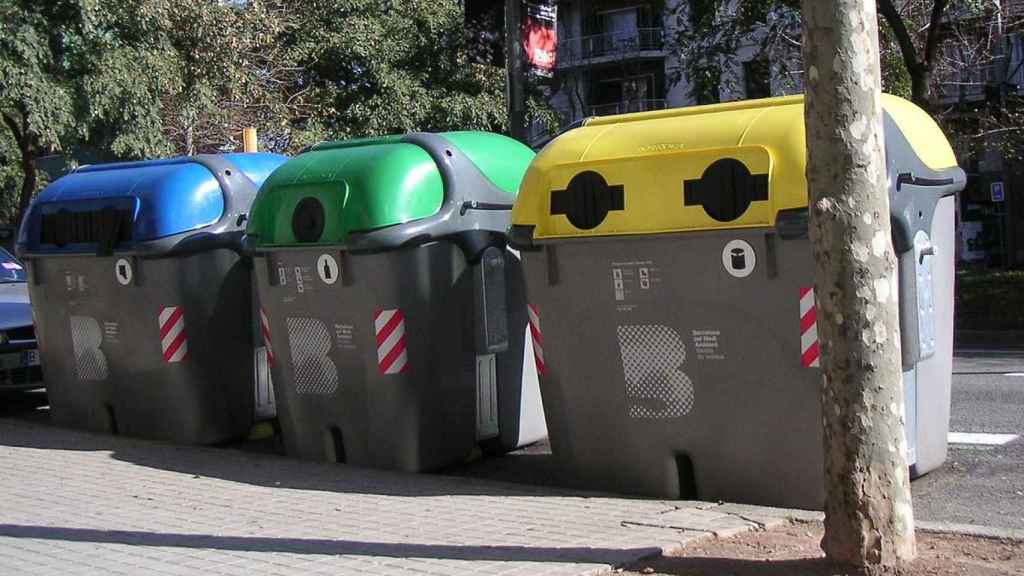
[595, 74, 655, 105]
[603, 8, 639, 36]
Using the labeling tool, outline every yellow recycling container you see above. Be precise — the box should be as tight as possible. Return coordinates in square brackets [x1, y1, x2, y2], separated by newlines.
[510, 94, 965, 509]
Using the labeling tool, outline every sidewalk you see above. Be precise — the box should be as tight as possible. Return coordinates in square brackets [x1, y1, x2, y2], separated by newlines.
[0, 419, 815, 576]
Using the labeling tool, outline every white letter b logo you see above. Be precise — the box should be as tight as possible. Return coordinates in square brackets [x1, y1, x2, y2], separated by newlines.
[286, 317, 339, 395]
[617, 324, 694, 419]
[69, 315, 108, 381]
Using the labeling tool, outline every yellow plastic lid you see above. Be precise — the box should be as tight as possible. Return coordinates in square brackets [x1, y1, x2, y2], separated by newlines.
[512, 94, 958, 241]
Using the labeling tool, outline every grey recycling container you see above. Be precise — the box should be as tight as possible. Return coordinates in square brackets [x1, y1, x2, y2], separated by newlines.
[245, 131, 546, 471]
[17, 152, 288, 444]
[509, 95, 964, 509]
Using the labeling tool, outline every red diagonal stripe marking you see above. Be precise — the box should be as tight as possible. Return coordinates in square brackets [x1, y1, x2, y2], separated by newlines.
[529, 321, 543, 345]
[800, 308, 817, 333]
[801, 340, 819, 367]
[799, 286, 813, 299]
[159, 307, 184, 340]
[163, 330, 187, 363]
[378, 336, 407, 374]
[375, 311, 404, 348]
[534, 352, 545, 375]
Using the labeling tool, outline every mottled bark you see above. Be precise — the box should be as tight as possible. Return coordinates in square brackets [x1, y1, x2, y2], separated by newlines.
[801, 0, 917, 567]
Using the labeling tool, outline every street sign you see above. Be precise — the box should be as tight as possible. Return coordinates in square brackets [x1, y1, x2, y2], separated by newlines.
[991, 181, 1005, 203]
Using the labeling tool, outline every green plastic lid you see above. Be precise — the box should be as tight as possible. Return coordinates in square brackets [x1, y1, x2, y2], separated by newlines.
[247, 132, 534, 247]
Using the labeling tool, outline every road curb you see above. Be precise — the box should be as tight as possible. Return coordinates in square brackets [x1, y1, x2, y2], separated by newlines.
[917, 520, 1024, 542]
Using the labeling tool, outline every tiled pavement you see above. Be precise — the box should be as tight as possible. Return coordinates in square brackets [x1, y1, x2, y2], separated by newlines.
[0, 419, 817, 575]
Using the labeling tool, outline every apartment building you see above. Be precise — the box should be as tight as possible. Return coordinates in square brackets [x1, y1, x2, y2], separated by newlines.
[530, 0, 780, 143]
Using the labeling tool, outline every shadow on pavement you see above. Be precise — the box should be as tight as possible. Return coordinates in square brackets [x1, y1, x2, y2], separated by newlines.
[0, 418, 598, 499]
[0, 523, 657, 565]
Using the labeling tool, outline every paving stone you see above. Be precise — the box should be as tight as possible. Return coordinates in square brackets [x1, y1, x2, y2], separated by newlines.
[0, 419, 785, 575]
[714, 502, 824, 526]
[620, 507, 759, 538]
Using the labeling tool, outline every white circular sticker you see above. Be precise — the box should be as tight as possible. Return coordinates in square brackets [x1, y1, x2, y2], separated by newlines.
[317, 254, 339, 285]
[115, 258, 133, 286]
[722, 240, 756, 278]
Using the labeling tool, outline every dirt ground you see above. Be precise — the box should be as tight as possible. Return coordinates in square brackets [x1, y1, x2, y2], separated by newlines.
[621, 522, 1023, 576]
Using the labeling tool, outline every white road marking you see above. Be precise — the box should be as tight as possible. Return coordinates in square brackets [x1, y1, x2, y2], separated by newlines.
[1005, 372, 1024, 377]
[948, 432, 1020, 446]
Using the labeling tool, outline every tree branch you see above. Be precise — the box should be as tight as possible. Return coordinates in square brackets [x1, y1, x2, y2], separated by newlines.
[1, 111, 25, 145]
[922, 0, 950, 69]
[878, 0, 922, 75]
[970, 126, 1024, 138]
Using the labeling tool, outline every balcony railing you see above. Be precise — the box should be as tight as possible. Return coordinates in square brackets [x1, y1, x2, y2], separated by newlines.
[557, 28, 665, 66]
[589, 99, 667, 116]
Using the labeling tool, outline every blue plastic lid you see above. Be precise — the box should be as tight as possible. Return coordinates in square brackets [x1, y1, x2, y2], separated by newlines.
[19, 153, 287, 253]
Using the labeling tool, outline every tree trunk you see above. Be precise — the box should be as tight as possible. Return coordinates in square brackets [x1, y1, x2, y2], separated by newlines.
[16, 151, 36, 226]
[801, 0, 917, 567]
[2, 111, 38, 226]
[504, 0, 526, 141]
[910, 67, 932, 110]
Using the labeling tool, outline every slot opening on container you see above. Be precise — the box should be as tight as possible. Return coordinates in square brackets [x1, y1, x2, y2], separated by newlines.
[105, 404, 119, 436]
[325, 426, 346, 464]
[674, 453, 698, 500]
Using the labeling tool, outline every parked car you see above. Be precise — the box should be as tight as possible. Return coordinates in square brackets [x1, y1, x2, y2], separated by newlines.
[0, 248, 41, 392]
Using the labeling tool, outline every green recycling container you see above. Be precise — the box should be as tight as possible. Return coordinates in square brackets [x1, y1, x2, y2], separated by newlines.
[246, 132, 547, 471]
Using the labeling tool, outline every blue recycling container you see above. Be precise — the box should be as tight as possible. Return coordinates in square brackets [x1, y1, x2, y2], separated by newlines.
[17, 153, 287, 444]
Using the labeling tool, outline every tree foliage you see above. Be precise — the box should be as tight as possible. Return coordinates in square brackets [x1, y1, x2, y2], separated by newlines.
[670, 0, 1023, 159]
[0, 0, 507, 224]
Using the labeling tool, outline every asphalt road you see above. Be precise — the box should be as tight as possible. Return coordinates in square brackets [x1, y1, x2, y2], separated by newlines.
[2, 349, 1022, 531]
[912, 350, 1024, 531]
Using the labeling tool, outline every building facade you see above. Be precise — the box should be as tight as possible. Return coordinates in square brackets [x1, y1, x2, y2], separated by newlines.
[532, 0, 788, 144]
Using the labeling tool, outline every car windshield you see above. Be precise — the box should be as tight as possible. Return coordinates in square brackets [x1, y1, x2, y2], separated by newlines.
[0, 248, 26, 283]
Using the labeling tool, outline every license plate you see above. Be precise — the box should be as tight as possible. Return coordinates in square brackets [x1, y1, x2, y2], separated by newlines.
[21, 350, 39, 367]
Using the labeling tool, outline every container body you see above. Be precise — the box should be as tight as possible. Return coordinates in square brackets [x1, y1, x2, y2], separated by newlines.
[510, 95, 964, 509]
[253, 241, 542, 470]
[27, 250, 255, 443]
[522, 197, 955, 509]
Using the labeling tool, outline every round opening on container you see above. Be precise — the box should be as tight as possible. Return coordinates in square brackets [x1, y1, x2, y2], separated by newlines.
[552, 171, 624, 230]
[292, 197, 326, 243]
[225, 169, 233, 177]
[691, 158, 765, 222]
